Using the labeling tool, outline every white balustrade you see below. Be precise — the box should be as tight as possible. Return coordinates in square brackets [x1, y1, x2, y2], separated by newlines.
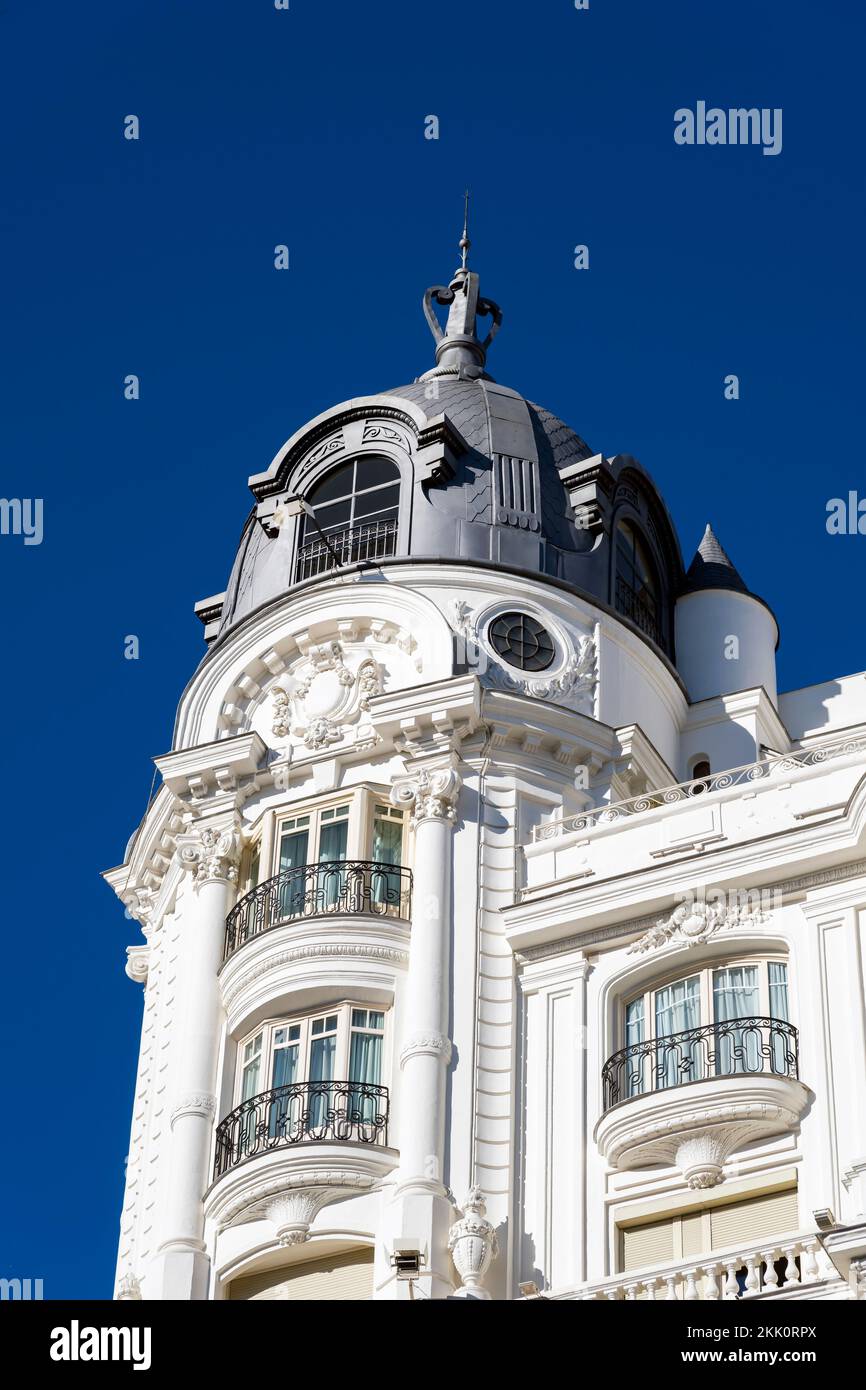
[581, 1236, 824, 1301]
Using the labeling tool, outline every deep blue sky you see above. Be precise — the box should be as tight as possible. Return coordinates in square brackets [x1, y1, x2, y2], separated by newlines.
[1, 1, 863, 1298]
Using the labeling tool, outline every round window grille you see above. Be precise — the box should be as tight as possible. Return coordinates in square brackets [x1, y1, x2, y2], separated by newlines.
[488, 612, 556, 672]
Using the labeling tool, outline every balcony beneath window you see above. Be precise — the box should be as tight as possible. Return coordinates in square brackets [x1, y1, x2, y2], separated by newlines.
[205, 1081, 398, 1241]
[224, 862, 412, 963]
[595, 1018, 813, 1188]
[296, 518, 397, 581]
[615, 574, 662, 648]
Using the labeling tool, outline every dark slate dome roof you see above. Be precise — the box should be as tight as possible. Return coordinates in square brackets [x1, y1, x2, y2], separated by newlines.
[386, 378, 593, 469]
[385, 377, 595, 552]
[211, 241, 685, 650]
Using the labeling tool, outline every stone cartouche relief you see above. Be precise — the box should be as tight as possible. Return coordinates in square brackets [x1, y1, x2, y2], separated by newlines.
[270, 639, 383, 751]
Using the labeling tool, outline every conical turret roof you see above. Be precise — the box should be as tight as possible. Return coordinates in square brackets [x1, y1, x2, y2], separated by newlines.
[685, 523, 750, 594]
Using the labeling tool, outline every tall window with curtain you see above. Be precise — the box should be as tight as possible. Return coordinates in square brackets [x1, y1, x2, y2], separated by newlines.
[348, 1008, 385, 1130]
[713, 965, 760, 1074]
[370, 803, 404, 908]
[654, 976, 702, 1088]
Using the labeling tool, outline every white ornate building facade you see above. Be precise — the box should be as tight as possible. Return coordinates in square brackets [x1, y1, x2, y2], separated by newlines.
[106, 243, 866, 1301]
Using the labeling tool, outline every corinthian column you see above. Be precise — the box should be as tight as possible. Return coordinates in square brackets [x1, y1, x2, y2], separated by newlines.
[390, 765, 461, 1200]
[156, 820, 240, 1300]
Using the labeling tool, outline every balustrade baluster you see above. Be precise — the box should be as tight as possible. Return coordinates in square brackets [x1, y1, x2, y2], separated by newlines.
[781, 1247, 800, 1286]
[743, 1257, 760, 1296]
[800, 1242, 819, 1284]
[723, 1262, 739, 1300]
[703, 1264, 720, 1300]
[762, 1250, 779, 1289]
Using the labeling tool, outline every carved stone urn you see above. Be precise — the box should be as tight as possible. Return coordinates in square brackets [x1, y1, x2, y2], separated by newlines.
[448, 1186, 499, 1299]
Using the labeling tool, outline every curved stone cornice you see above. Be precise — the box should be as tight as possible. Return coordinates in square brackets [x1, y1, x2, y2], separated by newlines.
[218, 924, 410, 1027]
[594, 1075, 812, 1188]
[391, 767, 462, 825]
[204, 1144, 398, 1230]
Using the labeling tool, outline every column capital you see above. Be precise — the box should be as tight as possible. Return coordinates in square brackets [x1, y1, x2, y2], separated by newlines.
[176, 821, 242, 886]
[399, 1031, 453, 1069]
[391, 766, 462, 826]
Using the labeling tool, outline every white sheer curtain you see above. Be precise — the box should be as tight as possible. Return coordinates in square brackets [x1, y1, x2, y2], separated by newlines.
[625, 998, 646, 1096]
[371, 816, 402, 907]
[654, 977, 702, 1088]
[348, 1014, 383, 1130]
[318, 820, 348, 909]
[768, 962, 790, 1072]
[308, 1031, 336, 1130]
[713, 966, 760, 1074]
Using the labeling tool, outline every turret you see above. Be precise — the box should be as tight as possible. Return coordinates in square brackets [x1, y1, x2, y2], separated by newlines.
[675, 523, 779, 704]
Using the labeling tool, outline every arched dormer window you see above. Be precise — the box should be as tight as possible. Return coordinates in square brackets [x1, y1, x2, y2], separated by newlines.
[296, 457, 400, 581]
[614, 519, 662, 648]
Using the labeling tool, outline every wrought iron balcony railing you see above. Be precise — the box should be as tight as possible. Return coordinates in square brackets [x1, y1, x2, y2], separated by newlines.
[296, 518, 398, 581]
[224, 860, 412, 962]
[213, 1080, 390, 1180]
[531, 735, 866, 841]
[615, 574, 663, 648]
[601, 1016, 799, 1112]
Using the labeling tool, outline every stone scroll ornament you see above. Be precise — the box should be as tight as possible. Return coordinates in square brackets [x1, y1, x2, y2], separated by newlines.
[390, 767, 462, 825]
[176, 824, 242, 885]
[271, 641, 383, 750]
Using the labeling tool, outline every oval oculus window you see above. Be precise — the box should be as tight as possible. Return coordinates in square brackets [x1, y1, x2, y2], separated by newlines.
[488, 612, 556, 672]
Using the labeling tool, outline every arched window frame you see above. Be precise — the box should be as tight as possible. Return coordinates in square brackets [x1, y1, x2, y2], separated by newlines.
[266, 428, 416, 586]
[296, 453, 405, 580]
[620, 953, 792, 1052]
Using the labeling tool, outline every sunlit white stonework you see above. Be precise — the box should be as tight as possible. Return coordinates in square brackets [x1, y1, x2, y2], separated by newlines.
[106, 240, 866, 1301]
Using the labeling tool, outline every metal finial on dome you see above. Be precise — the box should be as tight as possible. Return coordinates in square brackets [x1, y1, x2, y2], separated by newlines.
[459, 189, 471, 269]
[421, 199, 502, 379]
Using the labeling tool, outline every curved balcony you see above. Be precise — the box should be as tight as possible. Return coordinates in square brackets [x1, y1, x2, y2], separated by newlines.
[224, 861, 412, 962]
[214, 1080, 390, 1180]
[207, 1081, 397, 1242]
[595, 1018, 812, 1188]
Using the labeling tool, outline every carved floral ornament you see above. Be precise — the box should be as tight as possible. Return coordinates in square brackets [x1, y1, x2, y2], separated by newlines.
[270, 639, 383, 751]
[390, 767, 462, 825]
[451, 600, 597, 715]
[627, 889, 773, 955]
